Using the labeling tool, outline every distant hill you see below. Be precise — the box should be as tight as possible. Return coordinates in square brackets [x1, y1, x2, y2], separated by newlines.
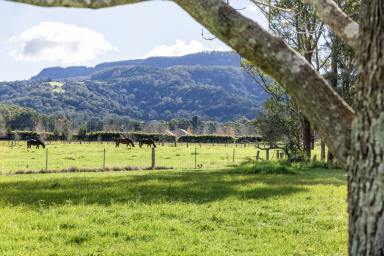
[32, 51, 241, 81]
[1, 51, 267, 122]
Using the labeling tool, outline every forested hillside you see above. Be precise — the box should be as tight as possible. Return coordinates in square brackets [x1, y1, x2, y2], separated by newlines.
[0, 52, 267, 122]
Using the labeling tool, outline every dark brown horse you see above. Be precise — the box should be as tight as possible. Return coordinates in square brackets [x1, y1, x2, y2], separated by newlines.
[139, 138, 156, 148]
[116, 138, 135, 147]
[27, 139, 46, 149]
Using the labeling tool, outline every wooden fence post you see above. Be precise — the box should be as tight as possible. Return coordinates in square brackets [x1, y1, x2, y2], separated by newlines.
[232, 148, 235, 164]
[194, 148, 197, 169]
[151, 147, 156, 169]
[103, 148, 106, 168]
[266, 149, 270, 161]
[45, 148, 48, 171]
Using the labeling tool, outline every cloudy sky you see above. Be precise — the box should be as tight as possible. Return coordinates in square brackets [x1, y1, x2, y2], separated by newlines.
[0, 1, 267, 81]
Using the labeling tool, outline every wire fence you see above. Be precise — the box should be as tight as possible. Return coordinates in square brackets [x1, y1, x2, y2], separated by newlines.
[0, 141, 328, 174]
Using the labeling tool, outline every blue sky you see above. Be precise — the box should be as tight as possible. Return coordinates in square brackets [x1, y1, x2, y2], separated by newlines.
[0, 0, 267, 81]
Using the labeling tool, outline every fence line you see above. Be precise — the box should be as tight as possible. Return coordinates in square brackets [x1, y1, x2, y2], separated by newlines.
[0, 141, 328, 174]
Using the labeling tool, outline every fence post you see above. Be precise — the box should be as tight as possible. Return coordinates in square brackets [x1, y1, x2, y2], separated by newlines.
[151, 147, 156, 169]
[103, 148, 106, 168]
[194, 148, 197, 169]
[232, 148, 235, 164]
[266, 149, 270, 161]
[45, 148, 48, 171]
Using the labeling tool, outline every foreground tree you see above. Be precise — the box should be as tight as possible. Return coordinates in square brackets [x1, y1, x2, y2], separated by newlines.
[9, 0, 383, 254]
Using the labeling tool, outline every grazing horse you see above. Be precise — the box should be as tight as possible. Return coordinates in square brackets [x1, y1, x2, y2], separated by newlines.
[116, 138, 135, 147]
[139, 138, 156, 148]
[27, 139, 46, 149]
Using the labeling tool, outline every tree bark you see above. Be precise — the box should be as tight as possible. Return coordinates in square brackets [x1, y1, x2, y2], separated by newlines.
[302, 0, 359, 50]
[302, 51, 314, 161]
[348, 1, 384, 255]
[303, 117, 312, 160]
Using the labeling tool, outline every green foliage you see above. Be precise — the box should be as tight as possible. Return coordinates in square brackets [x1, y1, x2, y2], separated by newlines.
[0, 104, 40, 130]
[84, 131, 176, 142]
[178, 135, 235, 143]
[0, 131, 63, 141]
[235, 135, 263, 143]
[77, 127, 87, 141]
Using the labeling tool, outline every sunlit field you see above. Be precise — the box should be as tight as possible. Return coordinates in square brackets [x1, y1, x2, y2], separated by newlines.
[0, 162, 346, 255]
[0, 141, 328, 174]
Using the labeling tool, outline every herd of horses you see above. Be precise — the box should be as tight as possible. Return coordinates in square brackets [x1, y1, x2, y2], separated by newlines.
[26, 138, 156, 149]
[115, 138, 156, 148]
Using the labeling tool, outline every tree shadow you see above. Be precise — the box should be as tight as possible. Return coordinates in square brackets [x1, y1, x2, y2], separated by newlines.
[0, 165, 345, 208]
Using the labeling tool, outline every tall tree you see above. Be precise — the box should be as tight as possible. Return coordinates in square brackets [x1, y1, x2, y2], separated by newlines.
[9, 0, 384, 254]
[250, 0, 327, 160]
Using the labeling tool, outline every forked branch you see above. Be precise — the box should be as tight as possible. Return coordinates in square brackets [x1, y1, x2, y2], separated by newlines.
[303, 0, 360, 50]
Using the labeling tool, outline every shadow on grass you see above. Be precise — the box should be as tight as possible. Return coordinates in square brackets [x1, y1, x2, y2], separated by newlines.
[0, 162, 346, 208]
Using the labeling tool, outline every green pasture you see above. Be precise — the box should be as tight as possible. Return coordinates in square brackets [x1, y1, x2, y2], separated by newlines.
[0, 162, 346, 255]
[0, 141, 328, 174]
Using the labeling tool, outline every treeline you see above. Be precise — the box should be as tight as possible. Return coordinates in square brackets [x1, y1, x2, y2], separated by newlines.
[0, 130, 262, 144]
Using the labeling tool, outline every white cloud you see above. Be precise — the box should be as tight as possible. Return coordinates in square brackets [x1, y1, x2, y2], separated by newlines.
[143, 40, 227, 58]
[10, 22, 115, 64]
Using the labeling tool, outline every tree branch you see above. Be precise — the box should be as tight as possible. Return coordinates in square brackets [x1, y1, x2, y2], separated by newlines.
[8, 0, 147, 8]
[249, 0, 293, 13]
[8, 0, 355, 167]
[302, 0, 360, 50]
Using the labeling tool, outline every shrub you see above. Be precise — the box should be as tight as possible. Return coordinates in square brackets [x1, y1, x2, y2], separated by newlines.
[178, 135, 235, 143]
[235, 135, 263, 143]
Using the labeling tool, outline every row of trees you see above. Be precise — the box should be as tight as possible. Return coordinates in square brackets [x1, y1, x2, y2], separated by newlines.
[0, 106, 258, 140]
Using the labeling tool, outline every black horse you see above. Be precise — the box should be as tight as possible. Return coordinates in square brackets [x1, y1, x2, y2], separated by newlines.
[27, 139, 46, 149]
[116, 138, 135, 147]
[139, 138, 156, 148]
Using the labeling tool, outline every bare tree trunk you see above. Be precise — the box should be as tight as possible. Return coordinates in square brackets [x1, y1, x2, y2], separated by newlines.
[320, 140, 326, 161]
[303, 117, 312, 160]
[302, 50, 313, 161]
[324, 32, 339, 164]
[348, 1, 384, 255]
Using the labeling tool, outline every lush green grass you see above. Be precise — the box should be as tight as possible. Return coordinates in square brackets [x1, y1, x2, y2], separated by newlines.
[0, 162, 346, 255]
[0, 141, 328, 173]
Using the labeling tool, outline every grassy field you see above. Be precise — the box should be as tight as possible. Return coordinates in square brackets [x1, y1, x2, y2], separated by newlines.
[0, 141, 328, 174]
[0, 162, 346, 255]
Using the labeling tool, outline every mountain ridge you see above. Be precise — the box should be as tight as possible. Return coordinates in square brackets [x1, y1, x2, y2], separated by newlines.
[32, 51, 241, 81]
[1, 51, 267, 122]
